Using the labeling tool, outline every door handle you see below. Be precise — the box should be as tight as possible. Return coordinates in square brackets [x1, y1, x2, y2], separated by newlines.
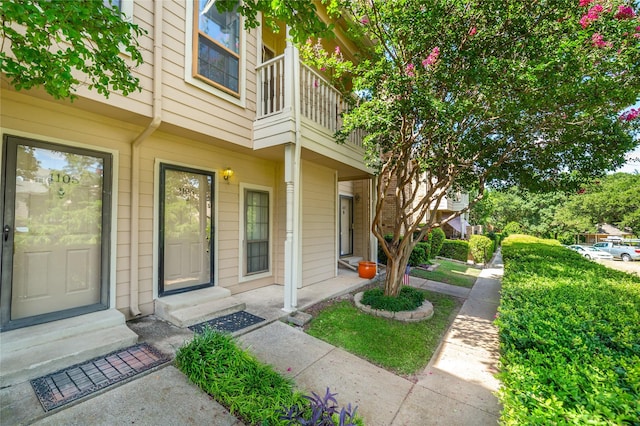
[3, 225, 10, 241]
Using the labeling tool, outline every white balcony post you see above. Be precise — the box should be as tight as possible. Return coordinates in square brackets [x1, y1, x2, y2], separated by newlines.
[283, 27, 302, 312]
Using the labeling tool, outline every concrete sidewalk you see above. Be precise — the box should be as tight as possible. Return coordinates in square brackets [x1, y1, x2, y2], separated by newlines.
[1, 254, 503, 425]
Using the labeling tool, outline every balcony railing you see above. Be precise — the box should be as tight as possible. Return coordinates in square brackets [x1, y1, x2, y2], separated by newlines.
[256, 54, 364, 149]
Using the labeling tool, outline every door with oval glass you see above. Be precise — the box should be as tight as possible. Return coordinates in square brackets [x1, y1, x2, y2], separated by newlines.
[158, 164, 214, 296]
[1, 135, 111, 331]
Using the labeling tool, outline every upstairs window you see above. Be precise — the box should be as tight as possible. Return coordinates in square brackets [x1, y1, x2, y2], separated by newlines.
[194, 0, 240, 96]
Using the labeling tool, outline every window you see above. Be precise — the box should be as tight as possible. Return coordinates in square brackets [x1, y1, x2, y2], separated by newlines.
[194, 0, 240, 95]
[245, 189, 269, 275]
[103, 0, 133, 22]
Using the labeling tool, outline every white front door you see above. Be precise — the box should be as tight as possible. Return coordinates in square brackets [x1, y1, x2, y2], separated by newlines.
[1, 135, 111, 330]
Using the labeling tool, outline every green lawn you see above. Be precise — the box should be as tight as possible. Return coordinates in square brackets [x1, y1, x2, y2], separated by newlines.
[410, 259, 481, 288]
[305, 290, 460, 376]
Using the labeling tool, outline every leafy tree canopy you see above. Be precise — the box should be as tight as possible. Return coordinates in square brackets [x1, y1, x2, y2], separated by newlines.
[1, 0, 145, 99]
[313, 0, 639, 294]
[555, 172, 640, 236]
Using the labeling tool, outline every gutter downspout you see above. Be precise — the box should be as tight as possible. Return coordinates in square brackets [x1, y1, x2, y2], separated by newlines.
[129, 0, 163, 316]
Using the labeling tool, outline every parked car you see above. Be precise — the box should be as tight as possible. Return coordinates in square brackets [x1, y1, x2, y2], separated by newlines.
[567, 245, 614, 261]
[592, 241, 640, 262]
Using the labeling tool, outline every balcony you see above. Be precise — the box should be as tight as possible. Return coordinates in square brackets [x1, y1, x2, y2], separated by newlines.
[253, 52, 368, 175]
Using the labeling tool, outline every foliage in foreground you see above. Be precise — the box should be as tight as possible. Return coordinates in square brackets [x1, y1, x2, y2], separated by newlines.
[361, 286, 425, 312]
[306, 291, 459, 375]
[497, 235, 640, 424]
[176, 329, 361, 426]
[176, 329, 302, 425]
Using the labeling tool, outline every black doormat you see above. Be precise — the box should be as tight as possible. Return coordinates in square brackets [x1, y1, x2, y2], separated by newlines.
[31, 343, 170, 412]
[189, 311, 265, 334]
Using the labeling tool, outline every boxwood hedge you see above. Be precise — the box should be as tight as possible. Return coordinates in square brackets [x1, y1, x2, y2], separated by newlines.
[497, 235, 640, 424]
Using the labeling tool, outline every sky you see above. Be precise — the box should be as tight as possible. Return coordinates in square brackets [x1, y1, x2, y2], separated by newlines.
[616, 145, 640, 174]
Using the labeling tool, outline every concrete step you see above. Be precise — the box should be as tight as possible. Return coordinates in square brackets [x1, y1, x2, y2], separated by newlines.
[341, 256, 363, 266]
[154, 286, 244, 328]
[0, 310, 138, 387]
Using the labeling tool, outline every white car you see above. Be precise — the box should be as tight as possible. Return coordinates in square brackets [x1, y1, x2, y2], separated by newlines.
[567, 245, 614, 261]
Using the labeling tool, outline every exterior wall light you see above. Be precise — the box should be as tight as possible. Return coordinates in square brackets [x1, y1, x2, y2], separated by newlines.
[223, 167, 233, 181]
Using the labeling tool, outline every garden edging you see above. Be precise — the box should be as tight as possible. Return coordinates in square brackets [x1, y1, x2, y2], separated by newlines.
[353, 292, 434, 322]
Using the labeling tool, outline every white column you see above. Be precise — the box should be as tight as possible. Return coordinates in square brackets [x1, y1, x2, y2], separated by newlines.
[283, 27, 302, 312]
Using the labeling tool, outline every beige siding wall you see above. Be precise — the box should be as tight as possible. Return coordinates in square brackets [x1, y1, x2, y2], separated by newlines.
[1, 92, 284, 318]
[301, 161, 336, 286]
[160, 1, 258, 147]
[1, 92, 139, 315]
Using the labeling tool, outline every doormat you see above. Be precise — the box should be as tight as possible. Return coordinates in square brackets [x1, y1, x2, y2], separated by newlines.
[31, 343, 170, 412]
[189, 311, 265, 334]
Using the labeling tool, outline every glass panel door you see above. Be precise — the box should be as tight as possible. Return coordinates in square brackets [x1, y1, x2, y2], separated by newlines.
[1, 135, 111, 329]
[339, 196, 353, 256]
[159, 165, 214, 295]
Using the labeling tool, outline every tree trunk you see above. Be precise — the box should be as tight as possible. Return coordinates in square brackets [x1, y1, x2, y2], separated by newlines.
[383, 244, 413, 297]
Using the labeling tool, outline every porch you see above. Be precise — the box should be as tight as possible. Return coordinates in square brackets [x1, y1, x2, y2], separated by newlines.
[253, 50, 368, 176]
[0, 268, 379, 386]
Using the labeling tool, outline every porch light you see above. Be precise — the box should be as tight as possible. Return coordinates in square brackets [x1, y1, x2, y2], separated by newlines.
[222, 167, 233, 181]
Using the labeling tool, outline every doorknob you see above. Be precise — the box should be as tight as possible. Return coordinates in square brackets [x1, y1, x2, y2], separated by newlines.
[3, 225, 10, 241]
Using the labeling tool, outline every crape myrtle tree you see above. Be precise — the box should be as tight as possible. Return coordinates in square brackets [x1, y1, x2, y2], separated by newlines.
[228, 0, 640, 297]
[325, 0, 640, 296]
[1, 0, 145, 99]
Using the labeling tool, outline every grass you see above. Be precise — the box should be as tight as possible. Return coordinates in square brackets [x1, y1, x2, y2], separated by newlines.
[410, 258, 481, 288]
[305, 289, 460, 376]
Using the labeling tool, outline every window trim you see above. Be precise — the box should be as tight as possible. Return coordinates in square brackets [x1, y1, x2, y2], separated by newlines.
[192, 0, 242, 98]
[239, 183, 273, 282]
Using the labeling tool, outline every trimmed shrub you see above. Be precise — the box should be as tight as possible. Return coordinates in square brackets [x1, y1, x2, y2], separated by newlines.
[497, 235, 640, 424]
[428, 228, 446, 259]
[361, 286, 425, 312]
[378, 236, 430, 267]
[469, 235, 494, 263]
[439, 239, 469, 262]
[408, 242, 430, 266]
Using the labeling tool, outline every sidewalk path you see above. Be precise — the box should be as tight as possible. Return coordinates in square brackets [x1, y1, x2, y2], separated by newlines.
[2, 253, 503, 426]
[239, 253, 504, 426]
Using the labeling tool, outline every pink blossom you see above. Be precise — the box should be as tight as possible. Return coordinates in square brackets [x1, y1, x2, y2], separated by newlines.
[360, 16, 369, 25]
[405, 63, 415, 77]
[620, 108, 639, 121]
[422, 47, 440, 68]
[614, 5, 636, 19]
[587, 4, 603, 19]
[591, 33, 612, 48]
[579, 15, 591, 28]
[314, 80, 319, 88]
[334, 46, 340, 55]
[469, 27, 477, 36]
[579, 0, 593, 6]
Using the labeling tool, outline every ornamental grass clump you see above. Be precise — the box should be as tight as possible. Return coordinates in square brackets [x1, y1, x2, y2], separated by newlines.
[176, 328, 304, 425]
[361, 285, 425, 312]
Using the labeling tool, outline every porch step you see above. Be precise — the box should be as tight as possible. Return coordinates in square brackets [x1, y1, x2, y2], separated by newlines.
[155, 287, 245, 328]
[341, 256, 363, 266]
[0, 310, 138, 387]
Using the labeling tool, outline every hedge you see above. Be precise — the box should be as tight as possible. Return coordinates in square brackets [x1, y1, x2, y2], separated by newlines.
[428, 228, 446, 259]
[469, 234, 494, 263]
[438, 239, 469, 262]
[497, 235, 640, 424]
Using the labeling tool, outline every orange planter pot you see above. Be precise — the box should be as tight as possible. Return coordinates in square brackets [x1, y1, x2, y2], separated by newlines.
[358, 261, 377, 279]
